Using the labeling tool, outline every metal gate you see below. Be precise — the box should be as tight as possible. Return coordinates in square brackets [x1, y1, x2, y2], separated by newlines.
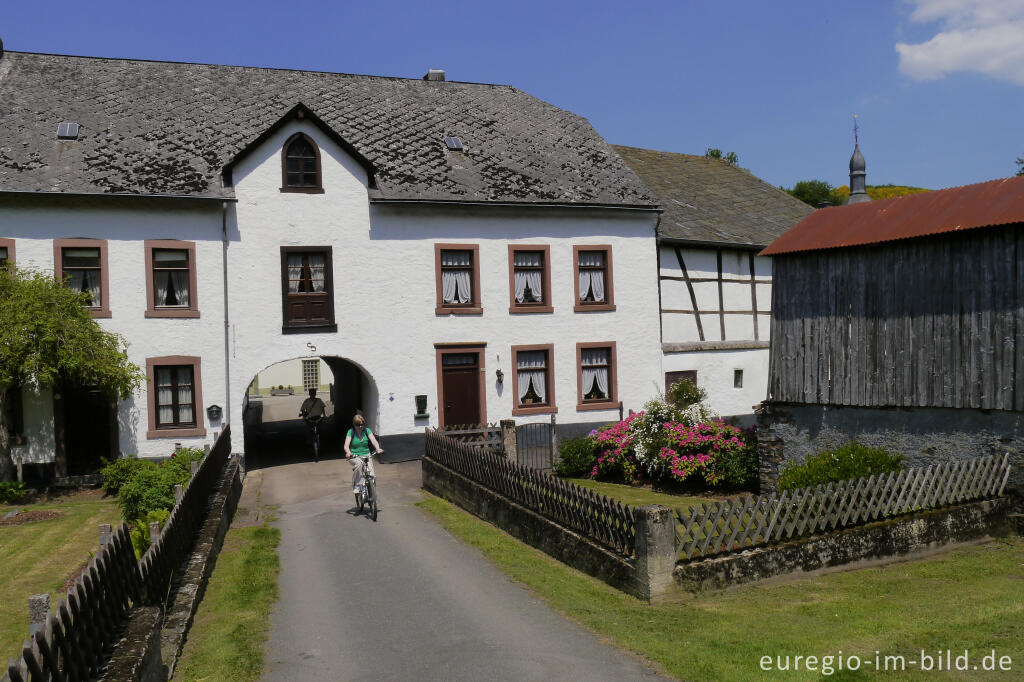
[515, 417, 556, 471]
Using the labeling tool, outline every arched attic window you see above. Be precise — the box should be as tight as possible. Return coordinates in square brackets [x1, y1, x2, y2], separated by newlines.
[281, 133, 324, 193]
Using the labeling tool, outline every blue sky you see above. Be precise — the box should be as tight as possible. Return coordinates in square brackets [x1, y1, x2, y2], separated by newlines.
[2, 0, 1022, 190]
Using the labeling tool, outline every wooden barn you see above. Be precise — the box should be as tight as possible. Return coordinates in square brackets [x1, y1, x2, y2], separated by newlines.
[757, 174, 1024, 494]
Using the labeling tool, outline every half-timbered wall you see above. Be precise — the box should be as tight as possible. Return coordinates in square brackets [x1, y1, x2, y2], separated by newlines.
[660, 244, 773, 417]
[769, 225, 1024, 410]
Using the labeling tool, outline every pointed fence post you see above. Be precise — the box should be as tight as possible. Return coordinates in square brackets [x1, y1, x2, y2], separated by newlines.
[174, 484, 184, 505]
[500, 419, 517, 463]
[190, 460, 200, 476]
[99, 523, 112, 547]
[549, 414, 558, 468]
[28, 594, 49, 637]
[633, 506, 677, 602]
[149, 521, 160, 545]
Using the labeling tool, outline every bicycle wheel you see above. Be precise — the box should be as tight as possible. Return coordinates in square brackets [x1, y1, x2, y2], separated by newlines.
[312, 431, 320, 462]
[367, 478, 378, 521]
[355, 492, 363, 512]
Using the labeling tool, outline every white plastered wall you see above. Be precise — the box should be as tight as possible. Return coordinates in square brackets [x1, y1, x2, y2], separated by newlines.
[659, 244, 773, 417]
[0, 198, 226, 460]
[252, 358, 334, 393]
[226, 120, 664, 450]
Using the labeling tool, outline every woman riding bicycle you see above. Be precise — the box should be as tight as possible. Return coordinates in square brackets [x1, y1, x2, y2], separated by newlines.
[344, 414, 382, 499]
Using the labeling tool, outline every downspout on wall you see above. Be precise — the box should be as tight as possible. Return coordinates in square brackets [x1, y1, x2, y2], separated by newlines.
[221, 201, 231, 427]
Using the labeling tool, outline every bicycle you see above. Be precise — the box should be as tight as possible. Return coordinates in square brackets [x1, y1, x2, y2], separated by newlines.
[350, 452, 380, 521]
[304, 415, 323, 462]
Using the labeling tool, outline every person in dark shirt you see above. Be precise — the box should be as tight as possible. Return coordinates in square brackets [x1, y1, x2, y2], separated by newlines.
[299, 388, 326, 420]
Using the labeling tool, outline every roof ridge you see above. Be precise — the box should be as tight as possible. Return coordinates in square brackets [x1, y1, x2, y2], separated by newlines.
[4, 49, 515, 88]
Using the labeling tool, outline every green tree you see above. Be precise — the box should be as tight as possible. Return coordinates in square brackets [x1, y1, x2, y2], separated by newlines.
[786, 179, 844, 207]
[0, 267, 144, 480]
[704, 148, 739, 166]
[1016, 155, 1023, 176]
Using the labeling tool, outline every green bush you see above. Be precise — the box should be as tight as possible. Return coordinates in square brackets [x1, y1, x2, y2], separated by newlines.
[0, 481, 29, 504]
[162, 447, 205, 485]
[129, 508, 171, 558]
[666, 378, 707, 411]
[117, 464, 177, 521]
[100, 455, 152, 496]
[711, 429, 759, 488]
[778, 442, 905, 491]
[555, 436, 598, 477]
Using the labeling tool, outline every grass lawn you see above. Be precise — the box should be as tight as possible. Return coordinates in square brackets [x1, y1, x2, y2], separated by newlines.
[565, 477, 710, 512]
[0, 491, 120, 658]
[418, 493, 1024, 681]
[174, 522, 281, 682]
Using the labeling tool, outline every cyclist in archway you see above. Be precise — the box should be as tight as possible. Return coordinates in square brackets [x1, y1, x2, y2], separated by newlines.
[344, 413, 382, 503]
[299, 388, 327, 461]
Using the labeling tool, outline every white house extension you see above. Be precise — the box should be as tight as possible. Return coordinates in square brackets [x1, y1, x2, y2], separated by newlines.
[614, 146, 812, 420]
[0, 45, 664, 475]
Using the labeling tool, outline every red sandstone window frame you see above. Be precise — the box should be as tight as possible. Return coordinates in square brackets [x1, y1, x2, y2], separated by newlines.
[144, 240, 200, 318]
[146, 355, 206, 439]
[576, 341, 620, 411]
[280, 132, 325, 194]
[572, 245, 616, 312]
[53, 238, 111, 318]
[507, 244, 553, 314]
[435, 243, 483, 315]
[0, 238, 14, 268]
[511, 343, 558, 416]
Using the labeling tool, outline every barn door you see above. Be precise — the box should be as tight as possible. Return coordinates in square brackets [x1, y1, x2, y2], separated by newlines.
[441, 352, 481, 427]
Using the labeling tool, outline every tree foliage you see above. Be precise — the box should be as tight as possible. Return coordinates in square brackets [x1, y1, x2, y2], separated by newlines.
[0, 267, 144, 480]
[785, 179, 844, 207]
[832, 184, 930, 202]
[1017, 155, 1023, 176]
[704, 148, 739, 166]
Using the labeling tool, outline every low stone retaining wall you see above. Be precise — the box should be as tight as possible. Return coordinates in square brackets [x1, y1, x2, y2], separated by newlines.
[99, 607, 164, 682]
[675, 497, 1015, 593]
[160, 455, 244, 677]
[423, 457, 653, 596]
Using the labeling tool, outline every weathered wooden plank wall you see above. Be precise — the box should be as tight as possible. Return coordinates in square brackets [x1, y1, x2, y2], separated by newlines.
[769, 225, 1024, 409]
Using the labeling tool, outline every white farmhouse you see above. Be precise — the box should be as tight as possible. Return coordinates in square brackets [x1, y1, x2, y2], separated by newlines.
[0, 45, 665, 476]
[614, 146, 812, 421]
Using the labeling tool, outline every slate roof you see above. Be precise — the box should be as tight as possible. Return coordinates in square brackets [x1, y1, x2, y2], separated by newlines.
[0, 51, 656, 207]
[613, 145, 812, 247]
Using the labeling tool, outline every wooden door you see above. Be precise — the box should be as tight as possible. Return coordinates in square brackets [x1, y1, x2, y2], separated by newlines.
[62, 384, 115, 475]
[441, 353, 481, 426]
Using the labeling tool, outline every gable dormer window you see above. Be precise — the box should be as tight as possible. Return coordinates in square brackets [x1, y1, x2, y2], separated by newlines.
[281, 133, 323, 193]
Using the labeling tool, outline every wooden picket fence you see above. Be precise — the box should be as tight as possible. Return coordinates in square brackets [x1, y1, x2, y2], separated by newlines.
[4, 426, 233, 682]
[438, 423, 504, 454]
[425, 428, 635, 556]
[675, 453, 1012, 561]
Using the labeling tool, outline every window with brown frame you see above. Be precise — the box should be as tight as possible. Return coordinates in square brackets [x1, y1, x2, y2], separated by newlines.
[573, 245, 615, 312]
[435, 244, 482, 314]
[145, 240, 199, 318]
[511, 344, 557, 416]
[576, 342, 619, 410]
[281, 133, 323, 193]
[508, 245, 552, 313]
[281, 247, 336, 333]
[0, 238, 13, 268]
[146, 355, 206, 439]
[54, 239, 111, 318]
[665, 370, 697, 395]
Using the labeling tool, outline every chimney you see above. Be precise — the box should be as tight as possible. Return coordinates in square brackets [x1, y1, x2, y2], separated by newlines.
[423, 69, 445, 82]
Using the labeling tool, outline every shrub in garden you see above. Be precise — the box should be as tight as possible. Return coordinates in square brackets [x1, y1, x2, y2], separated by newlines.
[129, 508, 170, 558]
[666, 378, 706, 411]
[657, 421, 756, 487]
[0, 481, 28, 504]
[554, 436, 598, 477]
[100, 455, 151, 496]
[116, 448, 205, 521]
[777, 442, 905, 491]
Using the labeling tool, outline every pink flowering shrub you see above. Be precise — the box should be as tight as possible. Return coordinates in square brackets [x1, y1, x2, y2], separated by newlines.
[588, 414, 757, 488]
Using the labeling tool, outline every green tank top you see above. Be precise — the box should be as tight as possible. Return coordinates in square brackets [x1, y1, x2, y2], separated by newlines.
[348, 427, 373, 457]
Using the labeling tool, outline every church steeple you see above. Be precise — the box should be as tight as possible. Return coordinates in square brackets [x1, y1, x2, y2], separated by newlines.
[844, 115, 870, 205]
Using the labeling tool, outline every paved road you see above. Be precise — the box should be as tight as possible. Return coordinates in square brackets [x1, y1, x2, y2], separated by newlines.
[248, 425, 667, 681]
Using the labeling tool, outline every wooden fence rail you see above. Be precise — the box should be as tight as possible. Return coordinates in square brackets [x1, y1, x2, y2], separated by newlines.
[5, 426, 232, 682]
[425, 429, 635, 557]
[675, 453, 1012, 561]
[438, 423, 504, 454]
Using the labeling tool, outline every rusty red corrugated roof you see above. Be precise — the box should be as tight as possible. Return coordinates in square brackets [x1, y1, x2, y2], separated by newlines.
[760, 175, 1024, 256]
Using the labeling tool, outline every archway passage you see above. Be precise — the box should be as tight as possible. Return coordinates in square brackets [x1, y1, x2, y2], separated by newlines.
[242, 356, 376, 470]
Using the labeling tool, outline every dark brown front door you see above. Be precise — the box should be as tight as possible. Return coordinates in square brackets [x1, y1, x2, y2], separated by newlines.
[441, 353, 481, 426]
[59, 383, 116, 476]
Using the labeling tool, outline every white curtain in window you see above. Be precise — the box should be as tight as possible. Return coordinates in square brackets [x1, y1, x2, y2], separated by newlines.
[581, 348, 609, 399]
[516, 351, 547, 404]
[177, 367, 193, 423]
[157, 368, 174, 424]
[170, 271, 189, 306]
[155, 271, 170, 306]
[513, 252, 543, 303]
[441, 251, 472, 304]
[287, 254, 303, 293]
[578, 252, 605, 302]
[308, 253, 326, 293]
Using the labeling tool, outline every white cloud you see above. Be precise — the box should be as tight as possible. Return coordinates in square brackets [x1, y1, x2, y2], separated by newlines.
[896, 0, 1024, 85]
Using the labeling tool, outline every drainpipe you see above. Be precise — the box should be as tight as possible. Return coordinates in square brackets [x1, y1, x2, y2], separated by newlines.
[221, 201, 232, 426]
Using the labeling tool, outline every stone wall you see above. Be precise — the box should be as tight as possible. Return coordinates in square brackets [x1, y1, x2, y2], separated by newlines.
[674, 497, 1015, 593]
[757, 401, 1024, 494]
